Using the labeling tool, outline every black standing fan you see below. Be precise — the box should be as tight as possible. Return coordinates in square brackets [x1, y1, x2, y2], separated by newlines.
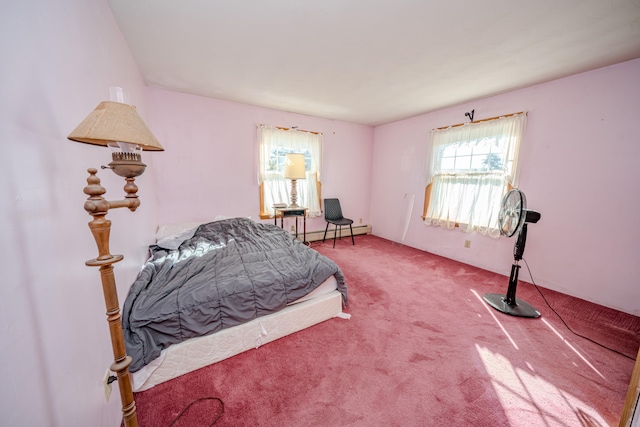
[483, 189, 541, 318]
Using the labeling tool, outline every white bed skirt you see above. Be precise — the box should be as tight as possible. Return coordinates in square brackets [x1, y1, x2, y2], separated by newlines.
[131, 277, 345, 391]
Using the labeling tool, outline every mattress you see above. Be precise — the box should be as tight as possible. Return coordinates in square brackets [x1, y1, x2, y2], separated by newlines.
[124, 217, 348, 373]
[131, 277, 344, 391]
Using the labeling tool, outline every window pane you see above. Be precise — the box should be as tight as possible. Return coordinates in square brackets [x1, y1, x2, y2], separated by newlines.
[471, 155, 487, 170]
[442, 145, 458, 158]
[484, 153, 505, 171]
[441, 157, 455, 171]
[456, 155, 471, 170]
[473, 139, 492, 155]
[456, 144, 473, 156]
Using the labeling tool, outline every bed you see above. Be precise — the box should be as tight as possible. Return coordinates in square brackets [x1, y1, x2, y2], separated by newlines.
[122, 217, 349, 391]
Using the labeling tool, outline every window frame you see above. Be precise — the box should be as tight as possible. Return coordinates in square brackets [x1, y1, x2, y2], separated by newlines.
[257, 126, 323, 220]
[422, 112, 526, 236]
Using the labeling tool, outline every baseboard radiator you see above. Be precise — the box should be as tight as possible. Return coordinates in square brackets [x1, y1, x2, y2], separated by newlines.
[302, 225, 372, 243]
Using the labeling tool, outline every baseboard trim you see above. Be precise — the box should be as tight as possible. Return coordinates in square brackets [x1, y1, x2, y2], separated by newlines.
[302, 225, 372, 243]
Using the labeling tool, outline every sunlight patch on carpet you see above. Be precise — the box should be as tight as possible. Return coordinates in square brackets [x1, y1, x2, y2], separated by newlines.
[475, 344, 608, 426]
[541, 317, 606, 380]
[471, 289, 519, 350]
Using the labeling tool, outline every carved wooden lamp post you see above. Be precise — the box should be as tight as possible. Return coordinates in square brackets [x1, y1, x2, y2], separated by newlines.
[68, 99, 163, 427]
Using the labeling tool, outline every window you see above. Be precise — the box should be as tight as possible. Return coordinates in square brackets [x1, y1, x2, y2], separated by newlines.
[423, 113, 526, 238]
[258, 125, 323, 218]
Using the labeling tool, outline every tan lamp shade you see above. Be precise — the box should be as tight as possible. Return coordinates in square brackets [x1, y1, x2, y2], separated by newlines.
[67, 101, 164, 151]
[284, 153, 306, 179]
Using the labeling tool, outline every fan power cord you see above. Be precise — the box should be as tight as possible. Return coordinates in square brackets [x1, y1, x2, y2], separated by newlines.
[522, 258, 634, 361]
[166, 396, 224, 427]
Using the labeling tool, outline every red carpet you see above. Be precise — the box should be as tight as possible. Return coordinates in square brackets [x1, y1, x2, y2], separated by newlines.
[132, 235, 639, 426]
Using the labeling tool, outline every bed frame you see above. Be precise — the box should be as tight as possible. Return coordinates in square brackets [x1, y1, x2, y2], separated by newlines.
[131, 284, 345, 391]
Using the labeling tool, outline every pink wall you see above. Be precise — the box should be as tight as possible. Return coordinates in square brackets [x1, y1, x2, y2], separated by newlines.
[0, 1, 160, 426]
[1, 1, 637, 425]
[371, 59, 640, 315]
[146, 88, 374, 234]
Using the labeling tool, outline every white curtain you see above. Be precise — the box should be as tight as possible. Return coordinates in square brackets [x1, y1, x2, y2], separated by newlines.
[424, 113, 526, 238]
[258, 125, 323, 217]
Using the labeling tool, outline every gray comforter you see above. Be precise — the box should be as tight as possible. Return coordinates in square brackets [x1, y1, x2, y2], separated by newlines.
[122, 217, 347, 372]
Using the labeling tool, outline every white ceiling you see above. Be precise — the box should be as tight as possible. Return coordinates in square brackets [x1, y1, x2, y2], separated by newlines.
[107, 0, 640, 126]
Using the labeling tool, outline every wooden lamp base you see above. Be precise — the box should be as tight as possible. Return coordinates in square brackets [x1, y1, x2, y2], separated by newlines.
[83, 168, 139, 427]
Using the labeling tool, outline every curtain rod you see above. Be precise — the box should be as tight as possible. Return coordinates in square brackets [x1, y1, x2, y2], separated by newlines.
[259, 124, 322, 135]
[433, 111, 526, 131]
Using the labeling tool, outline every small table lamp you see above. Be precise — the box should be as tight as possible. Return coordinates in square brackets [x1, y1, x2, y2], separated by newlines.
[68, 100, 163, 427]
[284, 153, 306, 208]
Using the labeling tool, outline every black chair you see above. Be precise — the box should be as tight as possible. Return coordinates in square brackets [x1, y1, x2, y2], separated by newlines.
[323, 198, 354, 248]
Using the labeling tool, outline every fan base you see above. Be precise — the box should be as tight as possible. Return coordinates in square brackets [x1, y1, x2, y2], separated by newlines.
[483, 293, 541, 318]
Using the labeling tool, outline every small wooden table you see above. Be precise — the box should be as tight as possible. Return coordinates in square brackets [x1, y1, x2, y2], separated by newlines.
[274, 207, 308, 244]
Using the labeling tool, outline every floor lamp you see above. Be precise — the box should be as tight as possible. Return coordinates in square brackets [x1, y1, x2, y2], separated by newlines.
[68, 100, 163, 427]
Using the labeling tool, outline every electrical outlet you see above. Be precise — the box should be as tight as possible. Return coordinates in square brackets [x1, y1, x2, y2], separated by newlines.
[290, 225, 295, 232]
[359, 218, 363, 224]
[464, 240, 471, 248]
[103, 369, 112, 402]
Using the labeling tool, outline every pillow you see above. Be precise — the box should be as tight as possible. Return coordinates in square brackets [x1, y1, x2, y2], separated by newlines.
[154, 216, 252, 250]
[155, 222, 204, 250]
[156, 221, 204, 241]
[211, 214, 253, 222]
